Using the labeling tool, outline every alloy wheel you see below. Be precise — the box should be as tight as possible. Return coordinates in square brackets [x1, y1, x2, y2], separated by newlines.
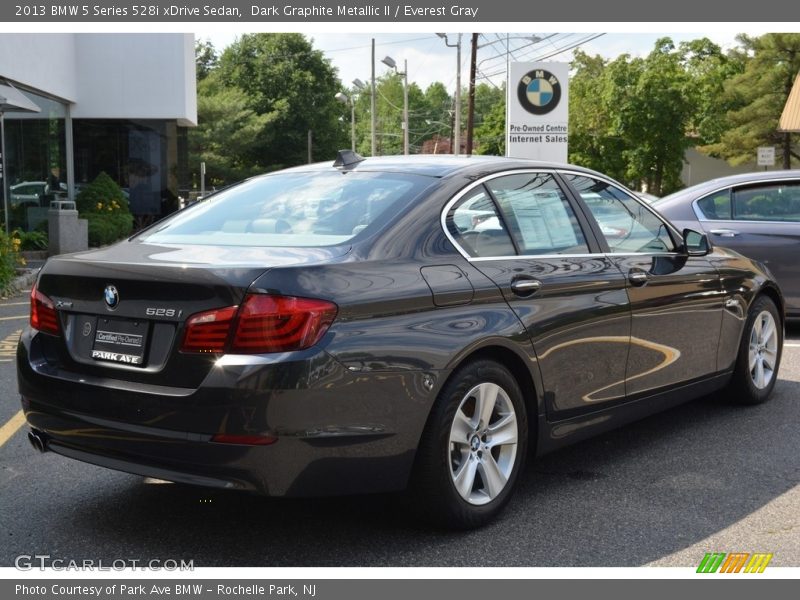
[748, 310, 779, 390]
[448, 382, 519, 505]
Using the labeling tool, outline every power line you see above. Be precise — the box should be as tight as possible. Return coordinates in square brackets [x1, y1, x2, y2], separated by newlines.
[478, 33, 606, 79]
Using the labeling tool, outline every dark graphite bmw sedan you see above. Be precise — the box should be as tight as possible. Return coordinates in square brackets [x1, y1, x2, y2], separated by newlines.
[18, 153, 784, 528]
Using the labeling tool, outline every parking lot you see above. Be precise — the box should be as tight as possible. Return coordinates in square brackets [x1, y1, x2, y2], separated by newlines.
[0, 288, 798, 568]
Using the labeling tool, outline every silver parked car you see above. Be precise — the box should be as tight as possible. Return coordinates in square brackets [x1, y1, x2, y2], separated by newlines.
[655, 171, 800, 318]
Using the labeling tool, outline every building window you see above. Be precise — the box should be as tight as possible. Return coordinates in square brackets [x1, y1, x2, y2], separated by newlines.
[2, 87, 67, 232]
[73, 119, 185, 228]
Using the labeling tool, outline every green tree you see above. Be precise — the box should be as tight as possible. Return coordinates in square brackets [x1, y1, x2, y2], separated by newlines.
[188, 73, 271, 186]
[352, 71, 425, 155]
[195, 39, 218, 81]
[701, 33, 800, 169]
[415, 82, 452, 148]
[473, 83, 504, 129]
[679, 38, 746, 145]
[568, 50, 627, 182]
[615, 39, 693, 194]
[215, 33, 347, 171]
[474, 96, 506, 156]
[569, 40, 696, 195]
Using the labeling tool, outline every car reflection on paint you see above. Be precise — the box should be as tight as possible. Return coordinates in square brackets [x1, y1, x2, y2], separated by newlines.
[18, 152, 785, 528]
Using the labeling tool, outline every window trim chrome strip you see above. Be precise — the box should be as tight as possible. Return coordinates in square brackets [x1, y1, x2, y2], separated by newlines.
[440, 167, 682, 262]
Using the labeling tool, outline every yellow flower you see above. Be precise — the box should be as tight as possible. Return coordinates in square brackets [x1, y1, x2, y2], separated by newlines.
[96, 202, 103, 210]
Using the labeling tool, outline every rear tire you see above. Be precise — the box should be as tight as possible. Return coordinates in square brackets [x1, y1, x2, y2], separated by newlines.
[727, 295, 782, 405]
[411, 359, 528, 529]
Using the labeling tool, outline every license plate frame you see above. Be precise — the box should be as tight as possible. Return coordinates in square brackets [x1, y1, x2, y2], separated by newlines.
[91, 317, 148, 366]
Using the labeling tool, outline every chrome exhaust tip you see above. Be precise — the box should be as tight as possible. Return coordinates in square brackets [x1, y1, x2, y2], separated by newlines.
[27, 430, 47, 453]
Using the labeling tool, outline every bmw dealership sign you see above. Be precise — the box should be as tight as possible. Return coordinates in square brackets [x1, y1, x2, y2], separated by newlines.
[507, 62, 569, 162]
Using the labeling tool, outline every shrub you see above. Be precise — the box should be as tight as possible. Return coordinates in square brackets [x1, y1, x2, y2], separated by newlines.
[0, 229, 23, 294]
[76, 172, 134, 246]
[14, 228, 48, 251]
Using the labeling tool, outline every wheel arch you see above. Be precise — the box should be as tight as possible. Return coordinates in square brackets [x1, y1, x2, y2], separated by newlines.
[757, 282, 785, 327]
[425, 342, 543, 455]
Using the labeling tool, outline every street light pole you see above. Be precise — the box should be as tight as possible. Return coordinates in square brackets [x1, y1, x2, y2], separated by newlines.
[381, 55, 409, 155]
[437, 33, 462, 156]
[403, 59, 409, 155]
[352, 78, 368, 154]
[350, 100, 356, 152]
[371, 38, 377, 156]
[335, 91, 356, 151]
[0, 107, 7, 235]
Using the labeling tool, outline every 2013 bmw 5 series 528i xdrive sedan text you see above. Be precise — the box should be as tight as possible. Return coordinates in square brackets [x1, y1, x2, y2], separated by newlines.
[18, 153, 784, 528]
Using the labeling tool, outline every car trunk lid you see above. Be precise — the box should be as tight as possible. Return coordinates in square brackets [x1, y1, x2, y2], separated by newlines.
[35, 240, 349, 387]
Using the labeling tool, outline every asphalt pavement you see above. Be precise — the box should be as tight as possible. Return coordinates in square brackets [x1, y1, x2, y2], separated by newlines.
[0, 289, 798, 567]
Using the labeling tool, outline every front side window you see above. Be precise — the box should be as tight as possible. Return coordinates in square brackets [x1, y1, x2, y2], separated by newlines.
[486, 173, 590, 255]
[565, 175, 676, 254]
[733, 183, 800, 222]
[137, 171, 434, 247]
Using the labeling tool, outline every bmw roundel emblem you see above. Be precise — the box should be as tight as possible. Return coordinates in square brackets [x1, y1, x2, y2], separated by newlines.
[104, 285, 119, 309]
[518, 69, 562, 115]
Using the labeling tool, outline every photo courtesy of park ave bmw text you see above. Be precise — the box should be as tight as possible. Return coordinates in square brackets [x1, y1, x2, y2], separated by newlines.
[0, 0, 799, 596]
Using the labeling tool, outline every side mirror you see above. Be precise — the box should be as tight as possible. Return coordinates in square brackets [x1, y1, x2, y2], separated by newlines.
[683, 228, 711, 257]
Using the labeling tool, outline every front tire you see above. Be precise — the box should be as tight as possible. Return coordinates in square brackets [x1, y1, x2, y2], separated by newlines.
[728, 295, 782, 405]
[412, 359, 528, 529]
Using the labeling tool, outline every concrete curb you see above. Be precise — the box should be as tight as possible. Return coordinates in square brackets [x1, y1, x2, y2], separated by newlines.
[3, 268, 40, 297]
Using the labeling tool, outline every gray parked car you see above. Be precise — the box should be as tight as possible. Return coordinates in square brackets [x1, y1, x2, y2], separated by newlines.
[655, 171, 800, 318]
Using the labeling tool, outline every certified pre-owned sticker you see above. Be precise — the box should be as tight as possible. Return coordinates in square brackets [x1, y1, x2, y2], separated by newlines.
[91, 350, 143, 365]
[95, 331, 143, 347]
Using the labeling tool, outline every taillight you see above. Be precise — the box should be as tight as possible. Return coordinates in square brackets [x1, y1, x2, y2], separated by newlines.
[181, 305, 238, 353]
[30, 283, 60, 336]
[231, 294, 337, 353]
[180, 294, 337, 355]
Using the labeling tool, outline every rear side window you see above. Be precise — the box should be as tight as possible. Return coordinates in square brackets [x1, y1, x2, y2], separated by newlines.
[697, 189, 732, 220]
[733, 183, 800, 222]
[137, 171, 434, 247]
[446, 187, 516, 257]
[487, 173, 589, 255]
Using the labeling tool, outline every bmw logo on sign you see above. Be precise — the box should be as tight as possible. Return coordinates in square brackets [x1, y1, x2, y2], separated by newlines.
[104, 285, 119, 309]
[517, 69, 562, 115]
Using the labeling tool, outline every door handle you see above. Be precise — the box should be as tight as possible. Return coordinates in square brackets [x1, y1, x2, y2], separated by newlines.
[628, 270, 648, 286]
[709, 228, 739, 237]
[510, 278, 542, 296]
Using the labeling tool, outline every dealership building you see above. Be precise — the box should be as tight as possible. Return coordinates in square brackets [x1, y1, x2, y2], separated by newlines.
[0, 33, 196, 232]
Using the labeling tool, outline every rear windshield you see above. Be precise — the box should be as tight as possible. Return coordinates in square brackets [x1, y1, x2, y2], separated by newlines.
[137, 171, 435, 247]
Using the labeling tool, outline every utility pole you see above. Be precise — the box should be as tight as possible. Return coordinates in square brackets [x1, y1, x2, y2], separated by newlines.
[454, 34, 462, 156]
[466, 33, 478, 155]
[371, 38, 377, 156]
[403, 59, 409, 155]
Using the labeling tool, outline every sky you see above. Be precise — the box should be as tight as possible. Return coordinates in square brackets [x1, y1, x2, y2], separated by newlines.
[196, 31, 743, 93]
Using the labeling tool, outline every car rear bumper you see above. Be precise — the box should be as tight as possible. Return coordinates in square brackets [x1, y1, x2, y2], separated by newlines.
[18, 328, 439, 497]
